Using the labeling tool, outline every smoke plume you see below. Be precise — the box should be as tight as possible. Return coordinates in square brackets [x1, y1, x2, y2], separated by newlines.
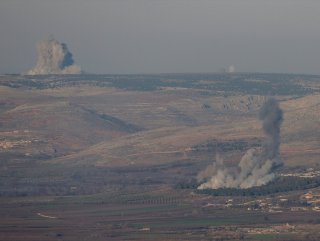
[28, 37, 81, 75]
[198, 98, 283, 189]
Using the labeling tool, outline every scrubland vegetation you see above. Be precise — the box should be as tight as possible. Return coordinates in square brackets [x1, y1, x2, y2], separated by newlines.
[0, 73, 320, 240]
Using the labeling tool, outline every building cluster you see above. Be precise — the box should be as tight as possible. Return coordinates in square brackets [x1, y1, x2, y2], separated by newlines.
[246, 223, 295, 235]
[300, 192, 320, 211]
[203, 191, 320, 213]
[0, 140, 32, 149]
[280, 168, 320, 178]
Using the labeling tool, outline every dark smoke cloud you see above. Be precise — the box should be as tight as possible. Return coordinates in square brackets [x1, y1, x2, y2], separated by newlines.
[28, 37, 81, 75]
[198, 98, 283, 189]
[259, 98, 283, 163]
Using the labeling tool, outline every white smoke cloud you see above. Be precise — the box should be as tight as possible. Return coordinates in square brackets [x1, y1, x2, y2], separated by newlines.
[228, 65, 235, 73]
[28, 37, 81, 75]
[198, 98, 283, 190]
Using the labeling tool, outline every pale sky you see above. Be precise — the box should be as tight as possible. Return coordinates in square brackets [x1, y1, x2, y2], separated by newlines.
[1, 0, 320, 74]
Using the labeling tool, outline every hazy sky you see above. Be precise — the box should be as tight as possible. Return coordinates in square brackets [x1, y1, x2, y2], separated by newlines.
[1, 0, 320, 74]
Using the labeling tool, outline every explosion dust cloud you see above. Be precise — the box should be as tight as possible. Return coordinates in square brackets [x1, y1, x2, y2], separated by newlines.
[198, 98, 283, 189]
[28, 37, 81, 75]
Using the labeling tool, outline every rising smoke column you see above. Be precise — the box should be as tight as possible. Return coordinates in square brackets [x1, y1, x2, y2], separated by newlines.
[28, 37, 81, 75]
[259, 98, 283, 164]
[198, 98, 283, 189]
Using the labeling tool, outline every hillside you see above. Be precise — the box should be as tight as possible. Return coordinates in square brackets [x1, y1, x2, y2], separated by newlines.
[0, 74, 320, 240]
[0, 74, 319, 168]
